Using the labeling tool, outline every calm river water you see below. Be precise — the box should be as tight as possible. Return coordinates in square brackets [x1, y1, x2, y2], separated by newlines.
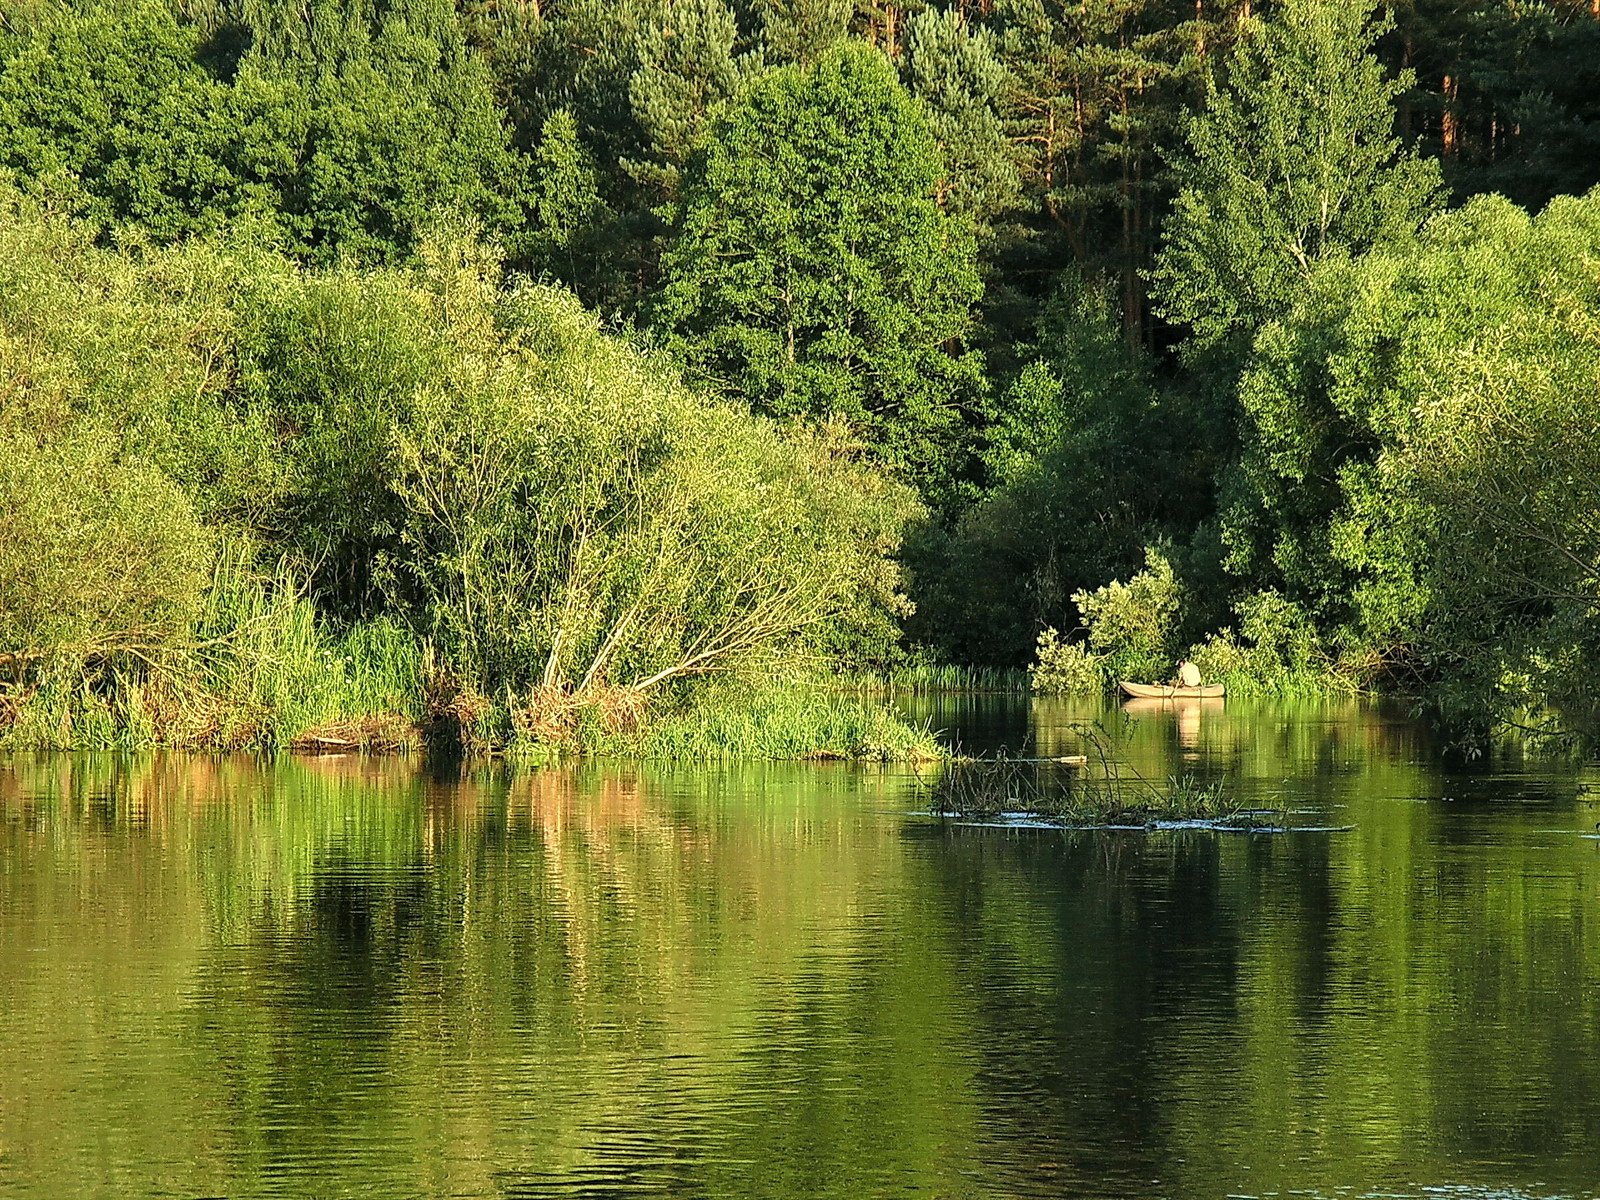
[4, 697, 1600, 1199]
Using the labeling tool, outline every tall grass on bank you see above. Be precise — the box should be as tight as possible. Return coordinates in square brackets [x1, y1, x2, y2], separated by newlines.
[0, 547, 424, 753]
[1, 546, 941, 761]
[573, 677, 943, 761]
[852, 663, 1032, 694]
[190, 547, 424, 751]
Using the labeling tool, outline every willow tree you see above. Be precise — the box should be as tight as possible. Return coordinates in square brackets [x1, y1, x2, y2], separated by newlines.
[384, 268, 921, 699]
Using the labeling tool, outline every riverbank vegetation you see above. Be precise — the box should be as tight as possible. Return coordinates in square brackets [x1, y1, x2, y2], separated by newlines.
[0, 196, 925, 755]
[1, 0, 1598, 755]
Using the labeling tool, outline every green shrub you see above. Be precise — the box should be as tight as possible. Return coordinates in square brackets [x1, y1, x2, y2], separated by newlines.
[0, 189, 282, 521]
[0, 430, 212, 667]
[1189, 590, 1347, 696]
[1029, 628, 1106, 695]
[1027, 548, 1193, 692]
[232, 258, 448, 613]
[1071, 548, 1184, 682]
[1233, 189, 1600, 741]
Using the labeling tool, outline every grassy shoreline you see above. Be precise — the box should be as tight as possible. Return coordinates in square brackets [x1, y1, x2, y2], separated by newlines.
[0, 660, 944, 763]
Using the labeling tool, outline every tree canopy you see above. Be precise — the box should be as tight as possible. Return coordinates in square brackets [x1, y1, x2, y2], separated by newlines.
[1152, 0, 1443, 356]
[653, 41, 985, 508]
[0, 0, 526, 262]
[3, 0, 1600, 748]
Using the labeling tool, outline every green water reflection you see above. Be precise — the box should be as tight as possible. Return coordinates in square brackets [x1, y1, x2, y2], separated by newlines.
[3, 700, 1599, 1199]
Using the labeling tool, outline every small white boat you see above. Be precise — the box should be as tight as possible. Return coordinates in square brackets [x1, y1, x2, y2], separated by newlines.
[1118, 681, 1226, 700]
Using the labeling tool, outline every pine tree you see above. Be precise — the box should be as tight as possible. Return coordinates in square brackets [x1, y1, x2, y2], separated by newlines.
[747, 0, 852, 63]
[1408, 0, 1600, 210]
[479, 0, 675, 306]
[988, 0, 1243, 342]
[625, 0, 755, 200]
[900, 8, 1020, 241]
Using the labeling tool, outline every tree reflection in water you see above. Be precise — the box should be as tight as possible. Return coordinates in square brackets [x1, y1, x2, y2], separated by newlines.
[2, 703, 1598, 1199]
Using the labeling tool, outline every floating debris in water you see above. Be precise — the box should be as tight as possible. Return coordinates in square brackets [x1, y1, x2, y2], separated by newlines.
[920, 720, 1357, 834]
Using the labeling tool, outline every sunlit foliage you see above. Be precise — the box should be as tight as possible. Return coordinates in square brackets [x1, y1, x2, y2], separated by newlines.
[0, 193, 923, 755]
[1232, 189, 1600, 738]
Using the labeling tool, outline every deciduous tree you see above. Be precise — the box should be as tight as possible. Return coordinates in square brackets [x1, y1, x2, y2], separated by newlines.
[1152, 0, 1442, 357]
[653, 41, 985, 508]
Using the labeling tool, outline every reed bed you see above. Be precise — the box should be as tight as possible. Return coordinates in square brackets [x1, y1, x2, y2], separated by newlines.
[851, 664, 1033, 694]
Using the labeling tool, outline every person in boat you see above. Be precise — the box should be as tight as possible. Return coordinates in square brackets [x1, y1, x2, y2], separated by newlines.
[1173, 659, 1202, 689]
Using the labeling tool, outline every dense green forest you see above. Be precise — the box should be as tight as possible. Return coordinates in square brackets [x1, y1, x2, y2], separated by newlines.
[0, 0, 1597, 754]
